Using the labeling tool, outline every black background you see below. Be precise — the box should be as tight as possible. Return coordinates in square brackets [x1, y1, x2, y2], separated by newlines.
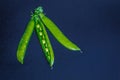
[0, 0, 120, 80]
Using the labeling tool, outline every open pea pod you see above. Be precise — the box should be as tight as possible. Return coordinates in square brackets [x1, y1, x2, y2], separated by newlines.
[39, 12, 81, 51]
[17, 17, 35, 64]
[34, 15, 54, 67]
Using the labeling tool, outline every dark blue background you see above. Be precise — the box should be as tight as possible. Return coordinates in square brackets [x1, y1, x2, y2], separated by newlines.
[0, 0, 120, 80]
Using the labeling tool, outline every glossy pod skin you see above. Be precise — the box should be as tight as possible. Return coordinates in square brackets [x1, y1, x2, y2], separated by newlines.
[38, 8, 81, 51]
[34, 15, 54, 67]
[17, 17, 35, 64]
[16, 6, 81, 68]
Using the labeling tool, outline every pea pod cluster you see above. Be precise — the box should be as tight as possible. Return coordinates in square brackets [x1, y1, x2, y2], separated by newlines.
[17, 6, 81, 68]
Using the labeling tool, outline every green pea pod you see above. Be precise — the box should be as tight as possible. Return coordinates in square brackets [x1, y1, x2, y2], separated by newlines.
[17, 17, 35, 64]
[39, 13, 81, 51]
[16, 6, 82, 68]
[34, 16, 54, 67]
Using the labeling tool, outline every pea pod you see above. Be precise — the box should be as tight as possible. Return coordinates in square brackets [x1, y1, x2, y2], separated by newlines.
[39, 12, 81, 51]
[17, 17, 35, 64]
[34, 15, 54, 67]
[16, 6, 82, 68]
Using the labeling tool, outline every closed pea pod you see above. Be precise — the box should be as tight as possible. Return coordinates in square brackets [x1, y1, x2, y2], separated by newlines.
[17, 16, 35, 64]
[34, 15, 54, 67]
[38, 11, 81, 51]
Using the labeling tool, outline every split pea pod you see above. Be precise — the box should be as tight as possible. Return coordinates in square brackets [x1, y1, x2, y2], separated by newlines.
[34, 16, 54, 67]
[17, 17, 35, 64]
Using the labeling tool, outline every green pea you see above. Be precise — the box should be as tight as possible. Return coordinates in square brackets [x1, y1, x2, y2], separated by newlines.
[34, 15, 54, 67]
[16, 17, 35, 64]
